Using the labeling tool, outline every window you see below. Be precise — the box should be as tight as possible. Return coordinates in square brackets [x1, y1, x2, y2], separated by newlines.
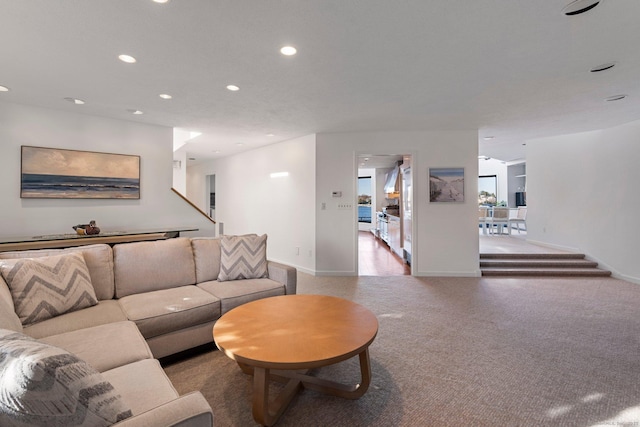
[358, 176, 372, 223]
[478, 175, 497, 206]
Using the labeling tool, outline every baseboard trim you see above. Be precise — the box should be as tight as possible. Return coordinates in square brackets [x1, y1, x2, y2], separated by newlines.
[314, 270, 357, 277]
[526, 239, 582, 253]
[416, 270, 481, 277]
[268, 258, 315, 276]
[526, 240, 640, 285]
[611, 272, 640, 285]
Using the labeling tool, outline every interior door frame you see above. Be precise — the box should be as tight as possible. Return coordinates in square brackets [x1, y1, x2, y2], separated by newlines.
[354, 151, 416, 276]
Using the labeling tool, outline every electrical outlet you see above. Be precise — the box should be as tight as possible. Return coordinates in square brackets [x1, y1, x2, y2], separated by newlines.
[321, 202, 326, 210]
[295, 247, 300, 255]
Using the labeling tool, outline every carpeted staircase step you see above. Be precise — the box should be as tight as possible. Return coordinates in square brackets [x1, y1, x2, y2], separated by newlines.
[480, 253, 586, 260]
[480, 259, 598, 268]
[481, 268, 612, 277]
[480, 253, 611, 277]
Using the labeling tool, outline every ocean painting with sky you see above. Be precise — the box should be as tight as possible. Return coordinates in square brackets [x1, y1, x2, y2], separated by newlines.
[21, 146, 140, 199]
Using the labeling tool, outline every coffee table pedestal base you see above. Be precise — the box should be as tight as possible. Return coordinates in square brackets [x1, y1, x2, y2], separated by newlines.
[240, 349, 372, 426]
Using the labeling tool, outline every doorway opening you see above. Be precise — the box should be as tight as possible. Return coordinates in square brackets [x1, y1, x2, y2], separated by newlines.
[357, 154, 412, 276]
[206, 174, 216, 220]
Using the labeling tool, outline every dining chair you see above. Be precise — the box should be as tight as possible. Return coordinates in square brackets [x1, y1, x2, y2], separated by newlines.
[488, 207, 510, 235]
[478, 207, 489, 234]
[508, 207, 527, 234]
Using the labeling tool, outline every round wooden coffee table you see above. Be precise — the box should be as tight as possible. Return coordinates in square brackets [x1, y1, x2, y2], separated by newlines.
[213, 294, 378, 426]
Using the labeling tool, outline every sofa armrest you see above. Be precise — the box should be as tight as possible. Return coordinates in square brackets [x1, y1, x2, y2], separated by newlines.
[113, 392, 213, 427]
[267, 261, 297, 294]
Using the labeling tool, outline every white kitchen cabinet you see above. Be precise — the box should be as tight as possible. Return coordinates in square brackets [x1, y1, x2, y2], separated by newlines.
[387, 215, 402, 257]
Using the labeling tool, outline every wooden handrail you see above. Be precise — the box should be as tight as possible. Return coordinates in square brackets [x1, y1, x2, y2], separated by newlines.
[171, 188, 216, 224]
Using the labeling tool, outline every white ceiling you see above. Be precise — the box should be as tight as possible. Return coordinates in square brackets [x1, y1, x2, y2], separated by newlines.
[2, 1, 640, 164]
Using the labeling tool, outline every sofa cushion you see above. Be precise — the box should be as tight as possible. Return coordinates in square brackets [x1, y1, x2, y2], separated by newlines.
[0, 329, 132, 426]
[218, 234, 268, 282]
[114, 238, 197, 298]
[0, 277, 22, 332]
[41, 321, 153, 373]
[118, 285, 220, 339]
[0, 252, 98, 326]
[198, 278, 284, 314]
[0, 244, 115, 301]
[24, 299, 128, 339]
[191, 237, 222, 283]
[102, 359, 179, 417]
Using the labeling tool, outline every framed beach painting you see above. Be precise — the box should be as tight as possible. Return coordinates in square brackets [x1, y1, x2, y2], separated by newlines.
[429, 167, 464, 202]
[21, 146, 140, 199]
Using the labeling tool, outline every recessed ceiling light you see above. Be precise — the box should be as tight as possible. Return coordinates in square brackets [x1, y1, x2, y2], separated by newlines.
[590, 62, 616, 73]
[280, 46, 297, 56]
[605, 94, 627, 102]
[0, 85, 9, 92]
[153, 0, 170, 3]
[118, 54, 137, 64]
[127, 109, 144, 114]
[226, 85, 240, 91]
[64, 97, 85, 105]
[159, 93, 172, 99]
[483, 136, 495, 140]
[266, 133, 275, 137]
[562, 0, 601, 16]
[213, 150, 221, 154]
[235, 142, 244, 146]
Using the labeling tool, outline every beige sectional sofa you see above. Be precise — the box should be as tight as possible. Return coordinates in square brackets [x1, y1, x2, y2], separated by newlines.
[0, 235, 297, 426]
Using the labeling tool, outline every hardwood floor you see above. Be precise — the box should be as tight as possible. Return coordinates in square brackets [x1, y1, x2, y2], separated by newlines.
[358, 231, 411, 276]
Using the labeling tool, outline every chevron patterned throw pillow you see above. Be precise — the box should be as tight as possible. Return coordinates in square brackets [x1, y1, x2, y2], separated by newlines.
[0, 329, 132, 426]
[0, 252, 98, 326]
[218, 234, 268, 281]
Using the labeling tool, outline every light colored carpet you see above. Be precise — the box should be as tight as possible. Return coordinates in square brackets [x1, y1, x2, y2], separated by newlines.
[163, 273, 640, 426]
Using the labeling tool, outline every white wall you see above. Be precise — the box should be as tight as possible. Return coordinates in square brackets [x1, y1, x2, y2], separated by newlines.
[186, 135, 316, 273]
[527, 119, 640, 283]
[0, 102, 216, 238]
[172, 148, 187, 196]
[478, 158, 508, 205]
[316, 130, 479, 276]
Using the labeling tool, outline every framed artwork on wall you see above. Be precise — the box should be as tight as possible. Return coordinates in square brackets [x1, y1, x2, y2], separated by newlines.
[20, 146, 140, 199]
[429, 167, 464, 202]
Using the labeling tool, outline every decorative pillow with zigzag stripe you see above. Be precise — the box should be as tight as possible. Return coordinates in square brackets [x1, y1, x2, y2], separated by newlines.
[0, 329, 132, 426]
[0, 252, 98, 326]
[218, 234, 269, 282]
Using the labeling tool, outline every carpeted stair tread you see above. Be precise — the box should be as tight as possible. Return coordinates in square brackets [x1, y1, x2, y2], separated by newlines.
[480, 252, 610, 277]
[480, 259, 598, 268]
[480, 253, 585, 260]
[481, 268, 612, 277]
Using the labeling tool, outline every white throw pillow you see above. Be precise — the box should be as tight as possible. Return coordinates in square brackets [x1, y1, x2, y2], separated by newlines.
[218, 234, 268, 281]
[0, 329, 132, 426]
[0, 252, 98, 326]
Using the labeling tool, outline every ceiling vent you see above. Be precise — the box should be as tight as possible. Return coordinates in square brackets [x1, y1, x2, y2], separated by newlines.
[605, 94, 627, 102]
[562, 0, 601, 16]
[590, 62, 616, 72]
